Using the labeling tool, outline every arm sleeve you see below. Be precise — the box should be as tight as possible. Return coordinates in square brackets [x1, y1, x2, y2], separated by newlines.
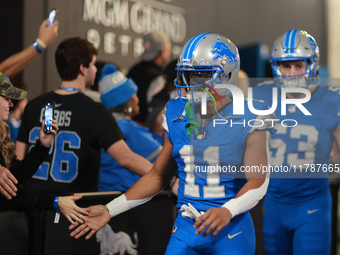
[222, 173, 270, 218]
[106, 193, 156, 218]
[10, 140, 50, 184]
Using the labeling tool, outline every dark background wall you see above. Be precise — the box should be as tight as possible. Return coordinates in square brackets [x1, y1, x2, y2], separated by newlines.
[0, 0, 24, 80]
[0, 0, 327, 99]
[0, 0, 327, 98]
[0, 0, 23, 61]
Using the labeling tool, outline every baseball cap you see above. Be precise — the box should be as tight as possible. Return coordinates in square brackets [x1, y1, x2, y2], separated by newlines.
[99, 64, 138, 109]
[0, 72, 27, 100]
[140, 31, 170, 61]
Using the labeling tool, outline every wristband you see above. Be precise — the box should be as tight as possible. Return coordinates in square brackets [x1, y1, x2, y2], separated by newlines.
[106, 194, 130, 218]
[222, 198, 239, 218]
[36, 38, 47, 49]
[106, 193, 155, 218]
[53, 196, 60, 212]
[33, 41, 43, 53]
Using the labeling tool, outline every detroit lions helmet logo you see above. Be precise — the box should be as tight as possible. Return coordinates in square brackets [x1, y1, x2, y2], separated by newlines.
[211, 40, 238, 67]
[309, 37, 317, 51]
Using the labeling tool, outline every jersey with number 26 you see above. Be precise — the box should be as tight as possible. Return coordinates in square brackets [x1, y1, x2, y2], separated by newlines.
[17, 92, 124, 193]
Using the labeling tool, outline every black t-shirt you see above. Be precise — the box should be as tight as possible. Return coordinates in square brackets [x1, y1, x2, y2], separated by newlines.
[17, 91, 124, 194]
[127, 61, 163, 123]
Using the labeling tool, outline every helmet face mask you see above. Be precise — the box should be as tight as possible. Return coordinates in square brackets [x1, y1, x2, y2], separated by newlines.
[176, 69, 214, 87]
[274, 59, 313, 88]
[177, 70, 215, 102]
[175, 33, 240, 103]
[271, 30, 320, 88]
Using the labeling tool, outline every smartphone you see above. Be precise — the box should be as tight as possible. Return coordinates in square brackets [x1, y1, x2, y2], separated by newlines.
[44, 101, 55, 133]
[47, 8, 57, 26]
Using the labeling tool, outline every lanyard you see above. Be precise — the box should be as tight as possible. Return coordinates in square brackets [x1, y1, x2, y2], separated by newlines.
[60, 86, 81, 92]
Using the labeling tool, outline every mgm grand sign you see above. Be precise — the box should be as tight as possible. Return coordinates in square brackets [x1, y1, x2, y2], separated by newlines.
[82, 0, 187, 59]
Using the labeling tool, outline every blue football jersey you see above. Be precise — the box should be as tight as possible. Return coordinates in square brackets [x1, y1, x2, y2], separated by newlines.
[253, 82, 340, 202]
[99, 114, 162, 192]
[163, 96, 276, 212]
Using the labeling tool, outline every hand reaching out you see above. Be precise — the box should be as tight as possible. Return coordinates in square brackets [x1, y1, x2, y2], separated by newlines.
[0, 166, 18, 199]
[194, 207, 232, 237]
[69, 204, 111, 240]
[58, 195, 89, 225]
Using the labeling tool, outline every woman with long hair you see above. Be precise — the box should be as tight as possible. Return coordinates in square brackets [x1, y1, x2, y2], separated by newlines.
[0, 72, 88, 224]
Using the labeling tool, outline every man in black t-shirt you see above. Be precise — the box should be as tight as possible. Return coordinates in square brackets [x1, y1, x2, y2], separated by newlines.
[16, 37, 152, 194]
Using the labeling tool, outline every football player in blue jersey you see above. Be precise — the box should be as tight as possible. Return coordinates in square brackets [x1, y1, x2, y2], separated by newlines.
[253, 30, 340, 255]
[69, 33, 276, 255]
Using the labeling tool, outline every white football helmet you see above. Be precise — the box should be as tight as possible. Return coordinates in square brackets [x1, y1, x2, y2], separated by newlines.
[271, 30, 320, 88]
[175, 33, 240, 102]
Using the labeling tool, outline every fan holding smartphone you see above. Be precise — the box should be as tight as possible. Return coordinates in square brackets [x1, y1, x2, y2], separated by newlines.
[32, 8, 58, 53]
[0, 9, 59, 78]
[44, 101, 55, 133]
[48, 8, 58, 27]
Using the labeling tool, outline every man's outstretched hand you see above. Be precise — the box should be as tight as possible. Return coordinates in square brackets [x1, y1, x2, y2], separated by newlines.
[69, 204, 111, 240]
